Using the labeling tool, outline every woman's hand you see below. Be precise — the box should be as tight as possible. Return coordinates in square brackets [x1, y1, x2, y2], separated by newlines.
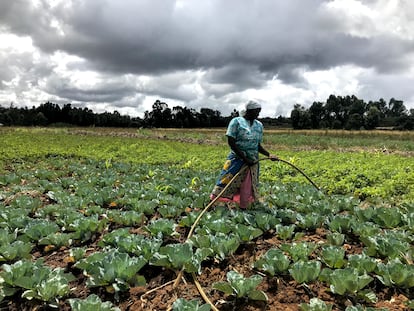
[245, 158, 256, 166]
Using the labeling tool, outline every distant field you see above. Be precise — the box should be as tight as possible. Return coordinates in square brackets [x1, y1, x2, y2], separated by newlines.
[69, 127, 414, 152]
[4, 126, 413, 151]
[1, 127, 413, 202]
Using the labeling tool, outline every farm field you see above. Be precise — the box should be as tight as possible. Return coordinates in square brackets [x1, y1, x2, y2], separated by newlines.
[0, 127, 413, 311]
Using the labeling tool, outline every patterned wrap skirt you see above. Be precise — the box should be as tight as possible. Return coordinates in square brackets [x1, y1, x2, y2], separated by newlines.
[210, 153, 259, 209]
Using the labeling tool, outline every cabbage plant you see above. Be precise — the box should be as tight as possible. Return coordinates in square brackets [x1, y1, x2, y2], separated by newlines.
[254, 248, 290, 276]
[320, 245, 346, 268]
[375, 259, 414, 288]
[74, 250, 146, 295]
[322, 267, 375, 302]
[68, 294, 121, 311]
[299, 298, 332, 311]
[289, 260, 321, 284]
[172, 298, 211, 311]
[212, 270, 267, 301]
[0, 259, 75, 307]
[150, 242, 212, 273]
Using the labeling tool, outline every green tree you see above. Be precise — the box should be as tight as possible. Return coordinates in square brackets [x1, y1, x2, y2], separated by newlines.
[325, 95, 351, 128]
[33, 112, 48, 126]
[291, 104, 311, 129]
[309, 101, 325, 128]
[365, 106, 381, 129]
[388, 98, 407, 117]
[346, 113, 364, 130]
[144, 100, 171, 127]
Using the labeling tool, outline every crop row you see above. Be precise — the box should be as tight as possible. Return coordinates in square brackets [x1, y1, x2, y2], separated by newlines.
[0, 156, 413, 310]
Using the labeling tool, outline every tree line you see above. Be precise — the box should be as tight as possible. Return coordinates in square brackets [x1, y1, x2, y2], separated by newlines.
[0, 101, 236, 128]
[291, 95, 414, 130]
[0, 95, 413, 130]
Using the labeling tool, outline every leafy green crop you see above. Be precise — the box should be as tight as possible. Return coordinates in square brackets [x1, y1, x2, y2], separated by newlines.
[275, 224, 296, 240]
[69, 247, 87, 262]
[347, 253, 377, 274]
[68, 214, 108, 242]
[38, 232, 75, 249]
[326, 232, 345, 246]
[233, 224, 263, 242]
[203, 218, 233, 234]
[0, 229, 33, 261]
[320, 245, 346, 268]
[351, 221, 381, 239]
[253, 211, 281, 231]
[8, 196, 43, 214]
[150, 242, 212, 273]
[362, 232, 411, 260]
[0, 229, 18, 245]
[172, 298, 211, 311]
[300, 298, 333, 311]
[74, 250, 146, 294]
[0, 207, 30, 231]
[296, 213, 325, 230]
[100, 228, 162, 260]
[0, 259, 75, 307]
[276, 209, 297, 224]
[327, 215, 353, 233]
[375, 259, 414, 288]
[289, 260, 321, 284]
[212, 270, 267, 301]
[144, 218, 178, 238]
[106, 210, 145, 226]
[321, 267, 374, 300]
[254, 248, 290, 276]
[1, 129, 414, 310]
[68, 294, 121, 311]
[0, 240, 33, 262]
[281, 242, 318, 261]
[371, 207, 403, 228]
[21, 219, 60, 242]
[190, 232, 240, 260]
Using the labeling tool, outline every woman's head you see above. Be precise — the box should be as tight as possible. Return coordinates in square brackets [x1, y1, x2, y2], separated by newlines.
[242, 100, 262, 119]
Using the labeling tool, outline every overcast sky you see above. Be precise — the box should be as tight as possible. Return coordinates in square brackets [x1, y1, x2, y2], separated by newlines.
[1, 0, 414, 118]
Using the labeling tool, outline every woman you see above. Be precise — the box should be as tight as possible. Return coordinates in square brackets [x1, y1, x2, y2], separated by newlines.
[210, 100, 279, 209]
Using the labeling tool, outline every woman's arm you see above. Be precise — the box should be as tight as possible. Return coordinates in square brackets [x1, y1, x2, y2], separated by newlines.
[259, 143, 279, 161]
[258, 144, 270, 157]
[227, 136, 255, 166]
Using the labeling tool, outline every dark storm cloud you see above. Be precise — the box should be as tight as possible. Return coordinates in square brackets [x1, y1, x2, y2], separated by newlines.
[205, 65, 270, 88]
[1, 0, 414, 115]
[2, 0, 375, 78]
[2, 0, 412, 77]
[43, 74, 137, 103]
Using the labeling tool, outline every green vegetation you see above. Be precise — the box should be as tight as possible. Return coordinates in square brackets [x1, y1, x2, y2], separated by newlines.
[0, 127, 413, 309]
[1, 127, 414, 202]
[300, 298, 333, 311]
[172, 298, 211, 311]
[212, 271, 268, 301]
[68, 294, 121, 311]
[0, 259, 75, 307]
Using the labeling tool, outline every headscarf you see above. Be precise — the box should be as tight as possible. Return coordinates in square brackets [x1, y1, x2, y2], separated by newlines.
[241, 100, 262, 117]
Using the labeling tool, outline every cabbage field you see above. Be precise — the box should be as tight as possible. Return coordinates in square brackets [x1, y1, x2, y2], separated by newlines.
[0, 127, 413, 311]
